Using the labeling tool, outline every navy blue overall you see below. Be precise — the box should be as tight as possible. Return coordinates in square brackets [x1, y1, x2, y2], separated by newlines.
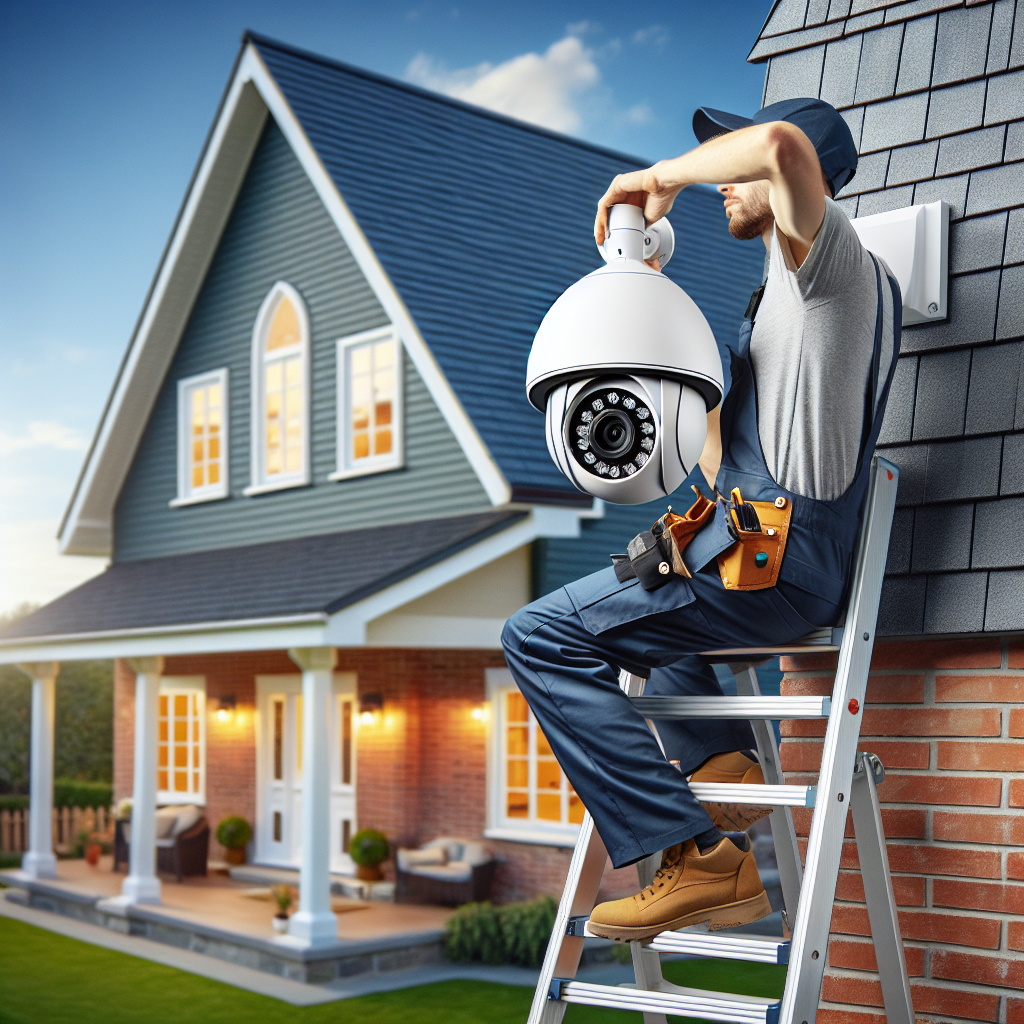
[502, 255, 901, 870]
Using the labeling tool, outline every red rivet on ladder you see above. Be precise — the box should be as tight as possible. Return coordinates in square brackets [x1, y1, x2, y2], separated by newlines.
[887, 470, 893, 480]
[849, 699, 860, 714]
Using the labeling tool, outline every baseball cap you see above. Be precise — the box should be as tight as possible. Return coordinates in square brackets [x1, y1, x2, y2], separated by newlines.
[692, 97, 858, 196]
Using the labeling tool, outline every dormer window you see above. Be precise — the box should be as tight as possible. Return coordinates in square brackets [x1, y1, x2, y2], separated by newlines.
[330, 327, 403, 481]
[171, 369, 229, 506]
[246, 282, 310, 494]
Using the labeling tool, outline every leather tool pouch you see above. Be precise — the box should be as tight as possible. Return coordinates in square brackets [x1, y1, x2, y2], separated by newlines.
[715, 489, 793, 591]
[611, 488, 717, 591]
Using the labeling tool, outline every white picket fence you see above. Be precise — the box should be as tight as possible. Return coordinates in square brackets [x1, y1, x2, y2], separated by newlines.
[0, 806, 114, 854]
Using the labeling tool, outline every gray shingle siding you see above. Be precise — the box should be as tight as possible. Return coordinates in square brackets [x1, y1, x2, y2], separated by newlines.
[113, 119, 490, 562]
[751, 0, 1024, 635]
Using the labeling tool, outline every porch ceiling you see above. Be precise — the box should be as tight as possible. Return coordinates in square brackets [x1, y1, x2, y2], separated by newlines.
[0, 511, 524, 647]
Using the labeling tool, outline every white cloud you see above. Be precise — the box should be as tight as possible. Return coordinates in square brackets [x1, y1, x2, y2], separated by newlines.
[0, 518, 106, 615]
[633, 24, 670, 50]
[0, 420, 89, 457]
[623, 103, 653, 126]
[406, 36, 600, 134]
[566, 20, 602, 36]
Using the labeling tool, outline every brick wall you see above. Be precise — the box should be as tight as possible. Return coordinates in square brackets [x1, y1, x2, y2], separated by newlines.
[114, 646, 627, 901]
[782, 636, 1024, 1024]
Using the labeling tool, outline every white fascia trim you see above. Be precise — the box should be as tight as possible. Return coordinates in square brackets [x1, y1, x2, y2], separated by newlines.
[60, 62, 269, 556]
[239, 45, 511, 508]
[325, 505, 581, 646]
[0, 613, 329, 664]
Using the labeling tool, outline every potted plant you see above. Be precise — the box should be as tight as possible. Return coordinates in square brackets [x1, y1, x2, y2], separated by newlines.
[270, 884, 294, 932]
[216, 816, 252, 865]
[84, 832, 104, 866]
[349, 828, 389, 881]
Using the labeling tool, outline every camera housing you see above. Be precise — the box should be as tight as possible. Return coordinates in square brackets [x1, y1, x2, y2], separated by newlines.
[526, 205, 724, 504]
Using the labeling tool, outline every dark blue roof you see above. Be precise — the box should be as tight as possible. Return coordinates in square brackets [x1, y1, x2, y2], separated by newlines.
[250, 34, 764, 503]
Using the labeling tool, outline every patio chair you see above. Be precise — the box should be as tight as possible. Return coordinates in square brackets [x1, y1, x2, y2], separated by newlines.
[113, 804, 210, 882]
[395, 836, 496, 906]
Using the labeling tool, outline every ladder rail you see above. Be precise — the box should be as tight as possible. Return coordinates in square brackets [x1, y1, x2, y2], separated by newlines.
[733, 664, 803, 928]
[779, 456, 901, 1024]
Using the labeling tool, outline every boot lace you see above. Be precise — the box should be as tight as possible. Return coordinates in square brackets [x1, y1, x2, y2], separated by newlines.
[638, 844, 683, 901]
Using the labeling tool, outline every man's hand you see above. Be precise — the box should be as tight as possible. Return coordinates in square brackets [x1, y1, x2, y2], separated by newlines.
[594, 162, 683, 246]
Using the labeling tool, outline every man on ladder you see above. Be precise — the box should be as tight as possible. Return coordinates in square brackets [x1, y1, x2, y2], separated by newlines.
[502, 97, 901, 942]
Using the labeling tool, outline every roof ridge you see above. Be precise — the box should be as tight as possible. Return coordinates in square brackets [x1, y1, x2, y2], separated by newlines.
[243, 29, 652, 167]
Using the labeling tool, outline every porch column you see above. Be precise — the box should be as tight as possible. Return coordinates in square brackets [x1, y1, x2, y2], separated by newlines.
[122, 656, 164, 904]
[17, 662, 59, 879]
[287, 647, 337, 945]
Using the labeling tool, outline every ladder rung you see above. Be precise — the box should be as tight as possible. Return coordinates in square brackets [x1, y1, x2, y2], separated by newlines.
[645, 930, 790, 965]
[550, 979, 780, 1023]
[631, 695, 831, 719]
[689, 782, 815, 807]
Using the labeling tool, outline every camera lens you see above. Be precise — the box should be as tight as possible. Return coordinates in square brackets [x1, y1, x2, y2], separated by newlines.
[589, 409, 634, 459]
[567, 383, 656, 478]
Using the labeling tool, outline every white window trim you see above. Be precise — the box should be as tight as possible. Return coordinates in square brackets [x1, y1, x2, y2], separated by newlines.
[482, 667, 580, 848]
[157, 675, 206, 806]
[171, 368, 229, 507]
[244, 280, 311, 496]
[329, 325, 404, 482]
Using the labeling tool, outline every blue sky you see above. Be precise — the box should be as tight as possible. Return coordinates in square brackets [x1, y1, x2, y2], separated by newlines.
[0, 0, 772, 614]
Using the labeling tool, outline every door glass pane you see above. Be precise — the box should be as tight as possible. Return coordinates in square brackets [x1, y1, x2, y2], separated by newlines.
[341, 699, 352, 786]
[295, 695, 303, 775]
[272, 700, 284, 778]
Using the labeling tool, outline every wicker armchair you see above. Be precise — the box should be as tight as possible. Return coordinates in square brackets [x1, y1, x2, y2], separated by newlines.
[395, 837, 496, 906]
[156, 817, 209, 882]
[112, 806, 209, 882]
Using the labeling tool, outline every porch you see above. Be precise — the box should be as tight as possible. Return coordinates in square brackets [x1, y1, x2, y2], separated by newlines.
[2, 855, 452, 984]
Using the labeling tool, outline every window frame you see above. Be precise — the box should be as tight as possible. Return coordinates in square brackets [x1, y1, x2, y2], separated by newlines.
[483, 668, 581, 848]
[171, 369, 229, 507]
[244, 281, 311, 496]
[329, 325, 404, 482]
[157, 676, 206, 806]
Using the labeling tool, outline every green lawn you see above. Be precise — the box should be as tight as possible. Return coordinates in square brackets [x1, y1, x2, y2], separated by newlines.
[0, 916, 786, 1023]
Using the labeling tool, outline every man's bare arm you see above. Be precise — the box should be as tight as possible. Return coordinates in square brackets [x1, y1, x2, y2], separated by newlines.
[595, 122, 826, 255]
[699, 406, 722, 491]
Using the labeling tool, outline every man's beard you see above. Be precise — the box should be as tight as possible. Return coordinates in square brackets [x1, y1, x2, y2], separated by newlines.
[727, 184, 773, 241]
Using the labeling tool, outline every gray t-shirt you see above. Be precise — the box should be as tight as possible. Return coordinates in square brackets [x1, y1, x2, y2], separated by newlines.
[749, 197, 891, 501]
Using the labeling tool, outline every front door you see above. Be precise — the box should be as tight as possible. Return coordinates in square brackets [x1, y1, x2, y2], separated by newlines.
[256, 673, 357, 873]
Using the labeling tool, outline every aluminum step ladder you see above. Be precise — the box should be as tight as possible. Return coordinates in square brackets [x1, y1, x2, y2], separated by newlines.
[529, 456, 914, 1024]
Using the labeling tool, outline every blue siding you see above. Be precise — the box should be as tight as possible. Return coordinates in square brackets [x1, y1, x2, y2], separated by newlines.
[252, 36, 766, 504]
[114, 121, 490, 562]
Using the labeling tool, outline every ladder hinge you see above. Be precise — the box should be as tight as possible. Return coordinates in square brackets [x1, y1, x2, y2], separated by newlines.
[548, 978, 567, 1001]
[566, 915, 589, 936]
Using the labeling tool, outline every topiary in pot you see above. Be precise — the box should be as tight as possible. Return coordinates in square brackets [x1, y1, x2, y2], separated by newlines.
[349, 828, 389, 881]
[216, 816, 252, 865]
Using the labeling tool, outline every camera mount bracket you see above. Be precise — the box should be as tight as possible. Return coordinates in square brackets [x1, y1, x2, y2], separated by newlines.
[599, 203, 675, 268]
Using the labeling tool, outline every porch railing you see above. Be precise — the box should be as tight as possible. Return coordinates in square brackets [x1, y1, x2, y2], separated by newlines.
[0, 806, 114, 854]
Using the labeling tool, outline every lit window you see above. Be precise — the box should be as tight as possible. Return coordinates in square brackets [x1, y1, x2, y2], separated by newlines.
[247, 282, 309, 493]
[500, 688, 583, 830]
[173, 370, 228, 505]
[158, 684, 205, 803]
[331, 327, 403, 480]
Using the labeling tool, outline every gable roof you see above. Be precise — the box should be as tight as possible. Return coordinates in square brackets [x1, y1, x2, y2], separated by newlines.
[59, 33, 763, 555]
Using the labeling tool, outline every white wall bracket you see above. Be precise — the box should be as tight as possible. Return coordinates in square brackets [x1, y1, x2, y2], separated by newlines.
[851, 201, 949, 326]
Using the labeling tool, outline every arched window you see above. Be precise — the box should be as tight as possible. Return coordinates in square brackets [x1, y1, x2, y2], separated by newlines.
[246, 282, 310, 493]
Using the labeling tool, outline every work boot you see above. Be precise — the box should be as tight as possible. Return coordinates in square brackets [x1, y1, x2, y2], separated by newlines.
[689, 751, 772, 832]
[587, 834, 771, 943]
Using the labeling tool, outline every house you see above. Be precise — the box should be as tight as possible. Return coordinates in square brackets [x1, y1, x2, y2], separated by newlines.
[0, 31, 761, 946]
[751, 2, 1024, 1022]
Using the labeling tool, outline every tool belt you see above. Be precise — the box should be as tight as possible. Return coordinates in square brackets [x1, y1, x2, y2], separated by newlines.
[612, 486, 792, 593]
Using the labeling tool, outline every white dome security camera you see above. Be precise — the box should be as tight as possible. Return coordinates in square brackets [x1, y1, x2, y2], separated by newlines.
[526, 204, 724, 504]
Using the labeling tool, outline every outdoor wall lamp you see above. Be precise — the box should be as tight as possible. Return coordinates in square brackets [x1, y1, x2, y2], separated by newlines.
[216, 695, 236, 723]
[526, 204, 724, 505]
[359, 692, 383, 726]
[471, 704, 488, 723]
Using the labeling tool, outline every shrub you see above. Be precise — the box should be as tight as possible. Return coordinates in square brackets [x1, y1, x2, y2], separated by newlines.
[216, 816, 252, 849]
[54, 780, 112, 809]
[0, 795, 29, 811]
[444, 896, 557, 968]
[349, 828, 389, 866]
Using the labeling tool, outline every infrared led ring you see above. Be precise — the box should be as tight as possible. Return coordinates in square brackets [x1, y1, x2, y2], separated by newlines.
[568, 386, 656, 478]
